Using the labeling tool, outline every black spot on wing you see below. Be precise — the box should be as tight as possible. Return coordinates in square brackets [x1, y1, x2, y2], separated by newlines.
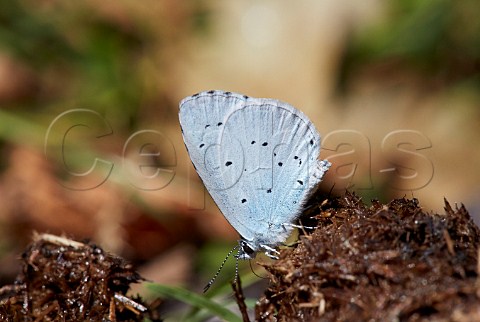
[278, 162, 283, 167]
[262, 142, 268, 146]
[225, 161, 232, 166]
[241, 199, 247, 203]
[295, 156, 302, 165]
[217, 122, 223, 126]
[297, 180, 303, 185]
[207, 90, 215, 94]
[199, 143, 205, 148]
[192, 93, 200, 98]
[251, 141, 256, 144]
[267, 189, 272, 193]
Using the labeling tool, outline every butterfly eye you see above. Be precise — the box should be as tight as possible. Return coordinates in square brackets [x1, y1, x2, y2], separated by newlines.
[239, 240, 255, 255]
[241, 243, 255, 256]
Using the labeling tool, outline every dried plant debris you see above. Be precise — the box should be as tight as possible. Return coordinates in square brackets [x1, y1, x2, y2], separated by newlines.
[256, 193, 480, 322]
[0, 233, 159, 321]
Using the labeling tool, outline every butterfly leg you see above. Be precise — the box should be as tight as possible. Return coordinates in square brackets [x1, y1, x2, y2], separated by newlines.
[283, 222, 316, 230]
[261, 244, 280, 260]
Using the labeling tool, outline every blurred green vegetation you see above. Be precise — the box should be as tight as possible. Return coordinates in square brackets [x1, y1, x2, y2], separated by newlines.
[148, 283, 242, 322]
[0, 1, 146, 130]
[338, 0, 480, 92]
[0, 1, 211, 142]
[147, 269, 259, 322]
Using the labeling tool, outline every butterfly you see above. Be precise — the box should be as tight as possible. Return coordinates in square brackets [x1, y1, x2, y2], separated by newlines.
[179, 90, 330, 290]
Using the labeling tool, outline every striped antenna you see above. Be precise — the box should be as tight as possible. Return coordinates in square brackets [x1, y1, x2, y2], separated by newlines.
[234, 247, 240, 285]
[203, 244, 240, 292]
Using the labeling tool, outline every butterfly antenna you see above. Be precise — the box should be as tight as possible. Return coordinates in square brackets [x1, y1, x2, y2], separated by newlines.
[234, 248, 240, 285]
[203, 244, 240, 293]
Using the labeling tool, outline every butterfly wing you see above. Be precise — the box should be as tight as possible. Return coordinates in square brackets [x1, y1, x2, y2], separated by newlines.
[179, 90, 329, 246]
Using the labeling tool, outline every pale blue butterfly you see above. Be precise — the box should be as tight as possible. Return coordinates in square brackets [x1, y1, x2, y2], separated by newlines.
[179, 90, 330, 290]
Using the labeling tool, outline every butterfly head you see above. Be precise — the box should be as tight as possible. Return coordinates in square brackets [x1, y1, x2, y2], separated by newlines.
[237, 238, 280, 260]
[237, 239, 257, 260]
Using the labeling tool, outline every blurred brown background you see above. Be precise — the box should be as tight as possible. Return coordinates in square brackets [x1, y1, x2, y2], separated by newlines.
[0, 0, 479, 297]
